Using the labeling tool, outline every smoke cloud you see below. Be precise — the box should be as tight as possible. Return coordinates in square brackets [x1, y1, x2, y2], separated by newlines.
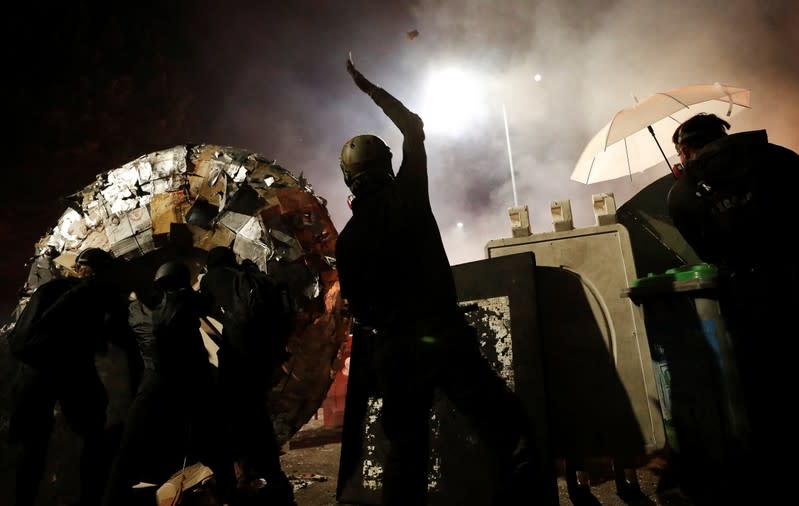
[3, 0, 798, 315]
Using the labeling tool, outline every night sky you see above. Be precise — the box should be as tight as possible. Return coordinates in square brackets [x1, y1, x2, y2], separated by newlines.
[2, 0, 798, 320]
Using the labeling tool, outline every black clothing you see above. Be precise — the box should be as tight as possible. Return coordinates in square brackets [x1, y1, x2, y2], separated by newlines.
[667, 130, 799, 271]
[335, 88, 457, 330]
[127, 298, 156, 370]
[101, 367, 230, 506]
[200, 264, 247, 356]
[335, 84, 532, 505]
[667, 130, 799, 502]
[8, 275, 127, 506]
[199, 263, 295, 504]
[372, 317, 531, 505]
[199, 265, 238, 322]
[7, 277, 80, 366]
[216, 351, 295, 504]
[150, 288, 211, 379]
[9, 363, 108, 506]
[201, 261, 291, 367]
[102, 287, 234, 506]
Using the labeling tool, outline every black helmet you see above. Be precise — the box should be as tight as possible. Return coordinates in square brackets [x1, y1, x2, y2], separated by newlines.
[339, 134, 393, 191]
[206, 246, 237, 269]
[75, 248, 114, 270]
[154, 261, 191, 288]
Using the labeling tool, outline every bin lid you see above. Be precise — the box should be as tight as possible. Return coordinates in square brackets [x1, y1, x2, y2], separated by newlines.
[624, 263, 718, 299]
[632, 263, 717, 287]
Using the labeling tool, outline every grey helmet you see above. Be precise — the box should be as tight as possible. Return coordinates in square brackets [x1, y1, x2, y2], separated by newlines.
[339, 134, 393, 191]
[154, 261, 191, 288]
[75, 248, 114, 270]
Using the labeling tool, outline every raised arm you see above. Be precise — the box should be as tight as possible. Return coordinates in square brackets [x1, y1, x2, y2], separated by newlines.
[347, 58, 427, 188]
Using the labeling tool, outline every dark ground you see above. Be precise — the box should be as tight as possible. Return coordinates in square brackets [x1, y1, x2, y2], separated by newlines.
[0, 339, 693, 506]
[282, 420, 694, 506]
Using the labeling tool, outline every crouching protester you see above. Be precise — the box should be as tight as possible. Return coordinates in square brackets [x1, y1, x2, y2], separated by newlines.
[7, 248, 129, 506]
[199, 246, 296, 506]
[102, 261, 237, 506]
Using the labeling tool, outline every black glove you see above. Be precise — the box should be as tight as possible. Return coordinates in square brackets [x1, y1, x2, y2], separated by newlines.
[347, 57, 377, 96]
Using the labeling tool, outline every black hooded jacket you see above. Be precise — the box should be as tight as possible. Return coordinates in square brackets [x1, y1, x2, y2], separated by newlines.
[667, 130, 799, 271]
[334, 87, 460, 330]
[10, 275, 127, 368]
[127, 287, 209, 377]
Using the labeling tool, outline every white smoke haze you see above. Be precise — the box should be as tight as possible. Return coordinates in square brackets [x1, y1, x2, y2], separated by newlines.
[15, 0, 799, 282]
[301, 0, 797, 265]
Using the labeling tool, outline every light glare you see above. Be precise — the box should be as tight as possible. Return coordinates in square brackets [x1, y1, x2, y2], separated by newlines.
[420, 67, 483, 134]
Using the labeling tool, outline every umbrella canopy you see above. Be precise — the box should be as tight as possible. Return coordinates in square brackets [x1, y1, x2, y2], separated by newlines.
[571, 83, 751, 184]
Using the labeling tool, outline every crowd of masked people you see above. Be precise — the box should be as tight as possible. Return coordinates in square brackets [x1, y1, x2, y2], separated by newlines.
[6, 56, 798, 506]
[6, 245, 296, 506]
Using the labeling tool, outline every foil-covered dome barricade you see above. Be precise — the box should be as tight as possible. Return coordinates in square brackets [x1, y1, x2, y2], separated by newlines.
[10, 143, 349, 443]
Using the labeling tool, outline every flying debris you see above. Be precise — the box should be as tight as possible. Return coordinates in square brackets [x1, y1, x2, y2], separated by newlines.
[406, 29, 419, 40]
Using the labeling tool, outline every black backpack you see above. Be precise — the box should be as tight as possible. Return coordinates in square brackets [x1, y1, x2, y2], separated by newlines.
[228, 260, 295, 364]
[7, 277, 81, 367]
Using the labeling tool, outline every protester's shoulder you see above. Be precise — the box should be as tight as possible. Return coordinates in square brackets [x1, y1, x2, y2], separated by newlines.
[403, 109, 425, 137]
[128, 298, 153, 319]
[240, 258, 263, 272]
[666, 176, 698, 210]
[335, 222, 355, 258]
[201, 264, 239, 284]
[698, 130, 762, 159]
[730, 129, 767, 143]
[764, 140, 799, 164]
[726, 129, 798, 160]
[87, 278, 129, 304]
[36, 277, 81, 293]
[23, 278, 79, 309]
[176, 286, 203, 302]
[50, 276, 91, 297]
[186, 289, 208, 310]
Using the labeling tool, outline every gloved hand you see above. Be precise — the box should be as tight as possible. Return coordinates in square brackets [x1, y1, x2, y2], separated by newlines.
[347, 57, 377, 95]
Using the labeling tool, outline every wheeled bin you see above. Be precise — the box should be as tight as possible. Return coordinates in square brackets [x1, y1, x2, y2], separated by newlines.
[625, 263, 749, 503]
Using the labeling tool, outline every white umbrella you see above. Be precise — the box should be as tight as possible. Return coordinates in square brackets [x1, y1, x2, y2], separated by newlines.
[571, 83, 751, 184]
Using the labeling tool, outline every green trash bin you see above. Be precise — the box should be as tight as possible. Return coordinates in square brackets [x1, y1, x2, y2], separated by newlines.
[624, 263, 749, 498]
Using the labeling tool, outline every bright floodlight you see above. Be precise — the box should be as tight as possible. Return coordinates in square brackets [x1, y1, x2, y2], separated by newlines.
[420, 67, 484, 134]
[534, 74, 542, 82]
[457, 222, 464, 228]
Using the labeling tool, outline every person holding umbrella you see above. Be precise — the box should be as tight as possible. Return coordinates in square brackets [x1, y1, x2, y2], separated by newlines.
[667, 112, 799, 502]
[669, 112, 799, 268]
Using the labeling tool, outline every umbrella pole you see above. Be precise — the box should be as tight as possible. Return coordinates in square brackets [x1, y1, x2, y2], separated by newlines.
[647, 125, 674, 173]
